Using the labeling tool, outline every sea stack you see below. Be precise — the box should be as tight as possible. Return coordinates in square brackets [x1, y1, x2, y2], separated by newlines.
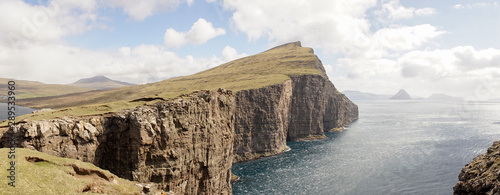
[390, 89, 411, 100]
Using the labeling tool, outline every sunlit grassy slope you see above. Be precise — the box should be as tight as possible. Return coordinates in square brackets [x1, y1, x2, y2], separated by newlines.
[0, 148, 141, 194]
[13, 42, 325, 121]
[0, 78, 92, 99]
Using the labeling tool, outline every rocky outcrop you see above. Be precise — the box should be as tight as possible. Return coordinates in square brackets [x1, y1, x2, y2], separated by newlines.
[1, 90, 235, 194]
[454, 141, 500, 195]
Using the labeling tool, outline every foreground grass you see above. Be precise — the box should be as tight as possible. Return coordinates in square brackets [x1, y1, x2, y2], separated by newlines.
[0, 148, 141, 195]
[14, 42, 324, 121]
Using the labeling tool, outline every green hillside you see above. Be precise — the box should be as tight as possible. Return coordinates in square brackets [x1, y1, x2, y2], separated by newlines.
[0, 148, 141, 194]
[12, 42, 325, 122]
[0, 78, 92, 99]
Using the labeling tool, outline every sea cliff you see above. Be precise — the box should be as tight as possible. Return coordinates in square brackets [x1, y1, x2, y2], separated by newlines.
[232, 74, 358, 162]
[0, 42, 358, 194]
[2, 90, 235, 194]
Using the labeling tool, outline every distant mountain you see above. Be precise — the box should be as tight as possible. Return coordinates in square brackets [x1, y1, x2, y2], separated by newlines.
[342, 90, 391, 100]
[390, 89, 411, 100]
[71, 76, 133, 90]
[0, 77, 91, 99]
[427, 93, 464, 102]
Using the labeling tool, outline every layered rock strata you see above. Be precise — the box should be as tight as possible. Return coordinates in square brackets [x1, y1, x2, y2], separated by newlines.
[454, 141, 500, 195]
[1, 90, 235, 194]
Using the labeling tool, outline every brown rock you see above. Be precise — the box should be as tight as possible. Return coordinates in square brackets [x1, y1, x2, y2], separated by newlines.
[454, 141, 500, 195]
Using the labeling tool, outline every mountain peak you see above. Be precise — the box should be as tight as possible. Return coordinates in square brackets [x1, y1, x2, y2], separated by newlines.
[73, 76, 112, 84]
[390, 89, 411, 100]
[71, 76, 133, 90]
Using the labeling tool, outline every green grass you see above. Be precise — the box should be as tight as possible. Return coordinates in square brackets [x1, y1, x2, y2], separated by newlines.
[0, 148, 141, 195]
[0, 78, 92, 99]
[14, 42, 325, 121]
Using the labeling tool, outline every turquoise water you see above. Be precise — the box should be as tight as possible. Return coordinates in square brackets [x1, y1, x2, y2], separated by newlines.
[0, 103, 35, 121]
[232, 100, 500, 195]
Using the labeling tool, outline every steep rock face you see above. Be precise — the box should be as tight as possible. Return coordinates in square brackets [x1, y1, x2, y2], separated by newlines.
[1, 90, 235, 194]
[232, 74, 358, 161]
[454, 141, 500, 195]
[287, 74, 358, 141]
[233, 80, 292, 162]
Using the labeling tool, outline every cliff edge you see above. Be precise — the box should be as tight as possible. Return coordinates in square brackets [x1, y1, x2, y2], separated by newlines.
[231, 42, 358, 161]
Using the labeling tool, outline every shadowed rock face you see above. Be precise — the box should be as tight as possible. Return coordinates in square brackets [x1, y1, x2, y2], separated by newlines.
[454, 141, 500, 195]
[288, 74, 358, 141]
[1, 90, 235, 195]
[233, 80, 292, 162]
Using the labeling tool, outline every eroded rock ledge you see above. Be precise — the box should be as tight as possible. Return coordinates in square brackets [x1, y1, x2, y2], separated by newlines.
[454, 141, 500, 195]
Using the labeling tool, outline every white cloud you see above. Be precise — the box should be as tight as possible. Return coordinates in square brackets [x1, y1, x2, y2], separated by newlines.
[375, 0, 435, 21]
[0, 0, 101, 48]
[398, 46, 500, 79]
[221, 46, 248, 61]
[333, 47, 500, 98]
[391, 46, 500, 97]
[222, 0, 441, 58]
[453, 2, 498, 10]
[118, 47, 131, 56]
[164, 18, 226, 48]
[372, 24, 445, 52]
[337, 58, 399, 79]
[104, 0, 192, 21]
[414, 8, 436, 16]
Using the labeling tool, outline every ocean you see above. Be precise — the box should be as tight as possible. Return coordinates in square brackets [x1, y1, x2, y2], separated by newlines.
[232, 100, 500, 195]
[0, 103, 35, 121]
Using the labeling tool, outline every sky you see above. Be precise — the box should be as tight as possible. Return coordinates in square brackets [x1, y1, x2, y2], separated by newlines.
[0, 0, 499, 100]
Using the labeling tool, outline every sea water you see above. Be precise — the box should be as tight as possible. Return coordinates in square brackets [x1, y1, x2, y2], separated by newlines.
[232, 100, 500, 195]
[0, 103, 35, 121]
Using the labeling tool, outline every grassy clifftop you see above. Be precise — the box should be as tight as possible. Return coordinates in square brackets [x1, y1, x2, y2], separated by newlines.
[0, 148, 141, 194]
[12, 41, 325, 122]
